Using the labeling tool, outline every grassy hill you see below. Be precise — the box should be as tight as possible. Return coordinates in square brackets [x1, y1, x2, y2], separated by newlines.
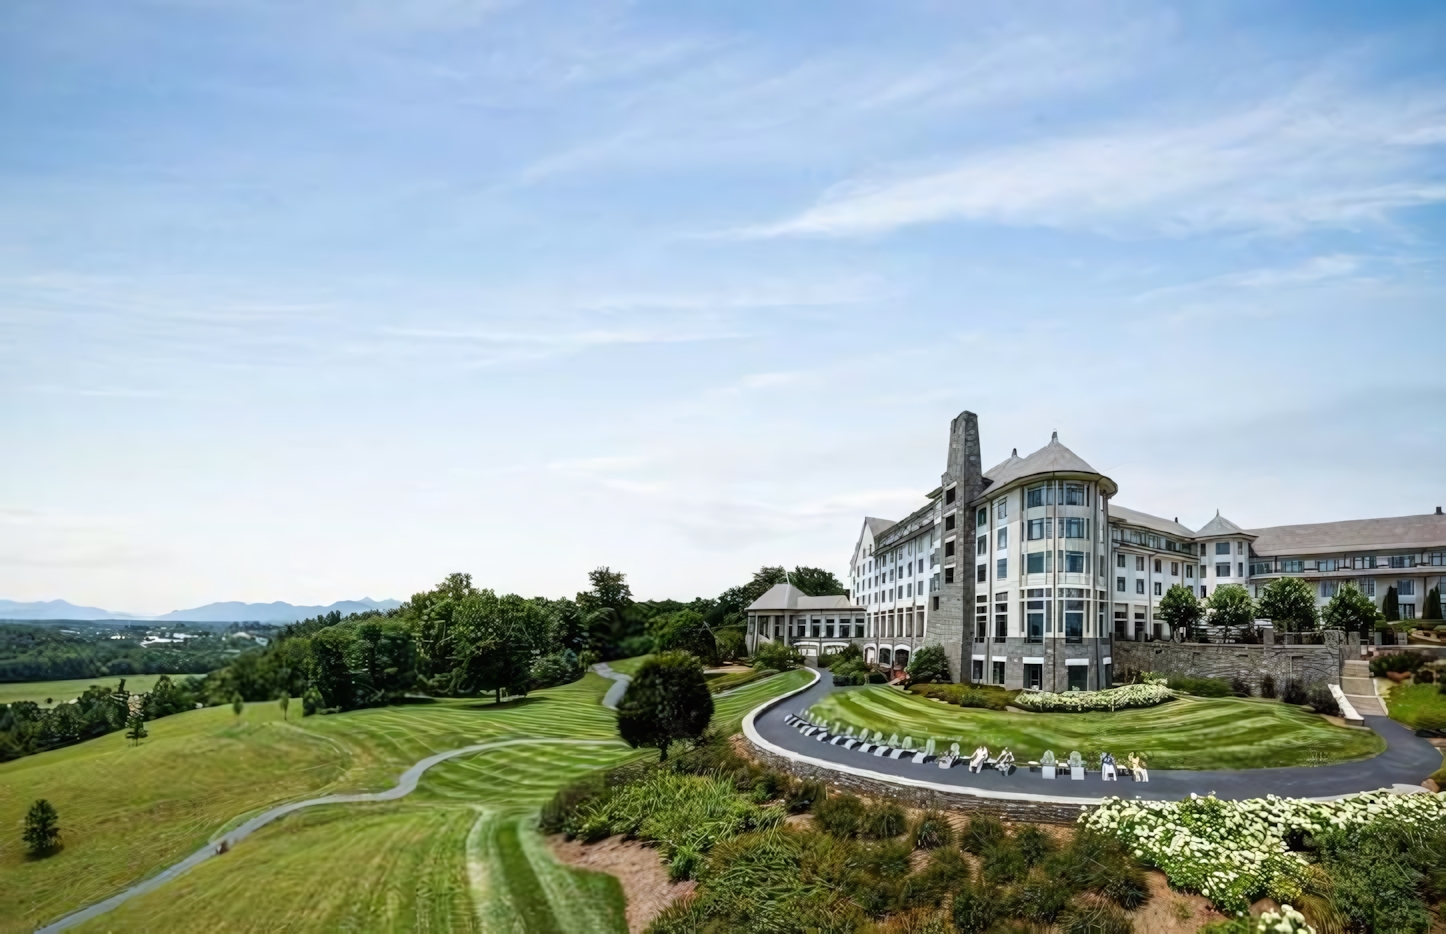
[1, 665, 810, 933]
[0, 675, 168, 707]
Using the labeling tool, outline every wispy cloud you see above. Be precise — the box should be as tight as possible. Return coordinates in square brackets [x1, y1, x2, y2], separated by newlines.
[1135, 254, 1366, 302]
[742, 84, 1446, 240]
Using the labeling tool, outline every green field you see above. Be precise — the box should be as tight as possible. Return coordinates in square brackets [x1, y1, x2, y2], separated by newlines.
[1, 668, 810, 933]
[1385, 681, 1446, 730]
[605, 654, 652, 676]
[809, 685, 1385, 770]
[0, 675, 168, 707]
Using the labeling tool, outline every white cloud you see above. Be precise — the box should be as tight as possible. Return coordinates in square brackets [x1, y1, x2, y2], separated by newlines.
[1134, 254, 1365, 302]
[743, 86, 1446, 239]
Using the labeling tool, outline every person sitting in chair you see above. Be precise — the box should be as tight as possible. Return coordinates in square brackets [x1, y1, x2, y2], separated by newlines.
[1127, 753, 1149, 782]
[1100, 751, 1117, 781]
[995, 748, 1015, 773]
[968, 745, 990, 773]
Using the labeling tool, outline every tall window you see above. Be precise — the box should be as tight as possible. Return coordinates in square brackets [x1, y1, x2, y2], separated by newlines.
[1027, 486, 1046, 508]
[1216, 542, 1230, 555]
[1153, 559, 1162, 573]
[1064, 483, 1085, 506]
[1135, 556, 1145, 572]
[1216, 562, 1231, 578]
[1117, 576, 1126, 592]
[994, 600, 1008, 641]
[945, 487, 956, 504]
[1136, 579, 1145, 594]
[1171, 562, 1179, 576]
[1320, 580, 1339, 599]
[977, 535, 986, 555]
[944, 514, 955, 530]
[997, 558, 1008, 580]
[1063, 517, 1086, 538]
[1027, 552, 1046, 574]
[976, 565, 985, 583]
[992, 661, 1005, 685]
[1065, 551, 1085, 573]
[1361, 578, 1375, 597]
[1116, 553, 1125, 568]
[997, 528, 1008, 550]
[1027, 519, 1046, 540]
[1400, 580, 1416, 596]
[1153, 582, 1162, 596]
[1185, 565, 1194, 579]
[1026, 598, 1044, 642]
[1064, 599, 1084, 643]
[995, 498, 1008, 522]
[977, 507, 987, 528]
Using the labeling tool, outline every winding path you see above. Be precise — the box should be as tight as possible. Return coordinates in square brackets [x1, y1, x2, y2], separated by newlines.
[746, 668, 1442, 805]
[36, 736, 626, 932]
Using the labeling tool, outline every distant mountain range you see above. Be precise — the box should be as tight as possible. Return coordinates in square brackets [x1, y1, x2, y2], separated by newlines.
[0, 597, 402, 624]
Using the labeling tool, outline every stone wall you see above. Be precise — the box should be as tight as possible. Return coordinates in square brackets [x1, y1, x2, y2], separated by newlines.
[1111, 632, 1345, 691]
[747, 742, 1093, 824]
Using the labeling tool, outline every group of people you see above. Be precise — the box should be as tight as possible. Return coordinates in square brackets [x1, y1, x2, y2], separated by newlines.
[963, 746, 1149, 781]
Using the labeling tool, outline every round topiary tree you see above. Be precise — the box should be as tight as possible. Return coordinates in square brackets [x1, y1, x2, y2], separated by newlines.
[616, 650, 714, 762]
[1323, 583, 1383, 634]
[1257, 576, 1320, 633]
[906, 644, 951, 684]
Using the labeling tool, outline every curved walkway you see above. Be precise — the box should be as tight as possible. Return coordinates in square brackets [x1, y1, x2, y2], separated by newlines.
[592, 662, 631, 710]
[746, 668, 1442, 805]
[37, 736, 626, 932]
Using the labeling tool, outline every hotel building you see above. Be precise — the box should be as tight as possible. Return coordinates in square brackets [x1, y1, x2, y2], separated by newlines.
[745, 410, 1446, 692]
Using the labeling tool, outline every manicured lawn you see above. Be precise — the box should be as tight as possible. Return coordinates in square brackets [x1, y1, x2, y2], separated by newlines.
[605, 654, 652, 677]
[0, 675, 168, 707]
[1385, 681, 1446, 730]
[808, 685, 1385, 770]
[4, 667, 808, 932]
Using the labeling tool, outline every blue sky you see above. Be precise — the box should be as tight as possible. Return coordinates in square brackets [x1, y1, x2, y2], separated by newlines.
[2, 0, 1444, 614]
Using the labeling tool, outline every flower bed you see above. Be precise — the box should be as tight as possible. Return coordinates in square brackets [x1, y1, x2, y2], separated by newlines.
[1013, 682, 1174, 712]
[1080, 791, 1446, 914]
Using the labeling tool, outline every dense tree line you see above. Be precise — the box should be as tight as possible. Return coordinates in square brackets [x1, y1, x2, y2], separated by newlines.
[0, 623, 244, 682]
[0, 675, 200, 762]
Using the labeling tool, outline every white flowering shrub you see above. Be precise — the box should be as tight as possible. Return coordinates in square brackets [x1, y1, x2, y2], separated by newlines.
[1254, 905, 1314, 933]
[1013, 682, 1173, 712]
[1080, 791, 1446, 915]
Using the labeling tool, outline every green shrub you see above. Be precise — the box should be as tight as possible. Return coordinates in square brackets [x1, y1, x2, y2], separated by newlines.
[899, 847, 968, 909]
[860, 800, 908, 839]
[820, 643, 862, 670]
[1306, 680, 1340, 716]
[814, 791, 865, 838]
[751, 641, 804, 672]
[1059, 898, 1134, 934]
[1260, 673, 1277, 698]
[905, 644, 952, 684]
[1415, 668, 1436, 685]
[1281, 678, 1308, 705]
[952, 877, 1012, 934]
[867, 671, 888, 684]
[784, 779, 825, 814]
[1015, 824, 1056, 866]
[981, 838, 1029, 885]
[961, 813, 1006, 854]
[907, 682, 1015, 710]
[1370, 651, 1429, 676]
[1166, 674, 1233, 697]
[911, 810, 953, 850]
[1017, 871, 1073, 923]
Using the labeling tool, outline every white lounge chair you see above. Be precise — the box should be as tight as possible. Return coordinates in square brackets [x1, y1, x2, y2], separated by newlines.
[1100, 752, 1118, 781]
[968, 745, 990, 773]
[1068, 751, 1085, 780]
[994, 749, 1015, 774]
[1040, 751, 1057, 780]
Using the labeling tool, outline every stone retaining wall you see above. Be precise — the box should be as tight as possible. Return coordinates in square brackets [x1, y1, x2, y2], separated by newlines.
[747, 742, 1094, 824]
[1111, 632, 1344, 692]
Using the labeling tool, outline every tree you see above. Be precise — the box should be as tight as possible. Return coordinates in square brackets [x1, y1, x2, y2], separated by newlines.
[1157, 584, 1204, 642]
[714, 629, 745, 661]
[1426, 586, 1442, 622]
[649, 609, 717, 663]
[616, 651, 713, 762]
[1322, 584, 1383, 633]
[1256, 577, 1320, 633]
[232, 695, 244, 717]
[906, 645, 952, 684]
[789, 567, 849, 597]
[125, 713, 148, 746]
[23, 799, 60, 856]
[451, 592, 543, 702]
[1383, 586, 1400, 623]
[278, 695, 290, 721]
[1206, 585, 1255, 643]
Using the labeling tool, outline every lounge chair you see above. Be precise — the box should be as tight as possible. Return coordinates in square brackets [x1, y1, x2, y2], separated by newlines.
[1100, 752, 1118, 781]
[1068, 751, 1085, 781]
[1127, 754, 1149, 782]
[994, 749, 1015, 774]
[968, 745, 990, 773]
[1040, 751, 1057, 780]
[873, 744, 892, 757]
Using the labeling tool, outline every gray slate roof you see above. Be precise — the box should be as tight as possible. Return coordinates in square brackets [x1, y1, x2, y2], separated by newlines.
[1248, 513, 1446, 557]
[864, 516, 896, 537]
[1196, 510, 1251, 539]
[982, 433, 1099, 492]
[747, 583, 860, 612]
[1109, 505, 1197, 539]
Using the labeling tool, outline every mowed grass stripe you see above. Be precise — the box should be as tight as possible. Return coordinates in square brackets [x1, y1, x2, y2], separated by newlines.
[809, 687, 1385, 769]
[711, 668, 812, 736]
